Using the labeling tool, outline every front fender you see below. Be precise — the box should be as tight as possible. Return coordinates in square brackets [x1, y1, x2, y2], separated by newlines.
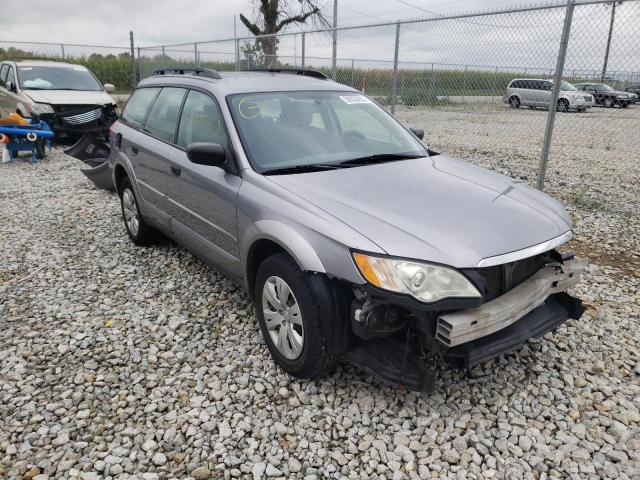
[242, 220, 326, 274]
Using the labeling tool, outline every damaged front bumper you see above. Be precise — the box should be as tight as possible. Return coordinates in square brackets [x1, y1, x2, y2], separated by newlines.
[345, 254, 587, 392]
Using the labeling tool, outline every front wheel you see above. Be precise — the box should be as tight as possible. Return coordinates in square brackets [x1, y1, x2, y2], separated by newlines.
[255, 252, 335, 378]
[508, 96, 520, 109]
[557, 99, 569, 112]
[603, 97, 614, 108]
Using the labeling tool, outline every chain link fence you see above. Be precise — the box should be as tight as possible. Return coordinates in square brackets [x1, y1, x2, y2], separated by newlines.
[1, 1, 639, 196]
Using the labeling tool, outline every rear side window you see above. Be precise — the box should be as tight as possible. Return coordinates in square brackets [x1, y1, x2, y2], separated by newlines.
[176, 90, 229, 149]
[510, 80, 522, 89]
[121, 87, 160, 128]
[144, 87, 186, 143]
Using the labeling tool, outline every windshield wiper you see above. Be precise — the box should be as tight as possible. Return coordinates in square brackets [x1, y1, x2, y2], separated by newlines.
[262, 163, 343, 175]
[336, 153, 426, 166]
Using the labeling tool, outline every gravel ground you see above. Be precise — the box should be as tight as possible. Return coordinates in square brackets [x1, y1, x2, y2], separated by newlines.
[1, 105, 639, 480]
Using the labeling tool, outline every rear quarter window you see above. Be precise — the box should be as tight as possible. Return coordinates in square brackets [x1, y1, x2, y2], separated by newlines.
[121, 87, 161, 128]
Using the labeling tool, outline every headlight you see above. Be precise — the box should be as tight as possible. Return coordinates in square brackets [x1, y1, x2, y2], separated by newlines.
[352, 252, 481, 303]
[30, 103, 54, 114]
[617, 94, 628, 99]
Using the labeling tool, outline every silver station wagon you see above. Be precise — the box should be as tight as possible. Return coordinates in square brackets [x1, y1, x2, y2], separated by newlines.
[504, 78, 593, 112]
[106, 67, 586, 392]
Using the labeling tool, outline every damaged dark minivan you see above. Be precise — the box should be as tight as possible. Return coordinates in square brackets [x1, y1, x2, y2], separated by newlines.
[105, 67, 586, 392]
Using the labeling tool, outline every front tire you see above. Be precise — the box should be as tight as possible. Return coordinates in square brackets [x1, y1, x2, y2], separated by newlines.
[118, 177, 156, 245]
[255, 252, 334, 378]
[509, 96, 520, 109]
[557, 99, 569, 112]
[603, 97, 614, 108]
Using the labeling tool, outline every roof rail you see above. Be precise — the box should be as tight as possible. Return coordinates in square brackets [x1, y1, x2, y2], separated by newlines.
[152, 67, 221, 79]
[245, 68, 328, 80]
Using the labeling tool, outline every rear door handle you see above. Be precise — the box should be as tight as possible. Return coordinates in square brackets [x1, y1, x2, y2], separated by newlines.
[131, 145, 139, 154]
[170, 165, 181, 177]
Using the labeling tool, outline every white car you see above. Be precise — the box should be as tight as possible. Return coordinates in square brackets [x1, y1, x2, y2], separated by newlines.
[0, 60, 118, 138]
[504, 78, 594, 112]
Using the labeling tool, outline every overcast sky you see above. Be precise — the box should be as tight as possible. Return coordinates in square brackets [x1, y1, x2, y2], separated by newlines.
[0, 0, 637, 73]
[0, 0, 529, 46]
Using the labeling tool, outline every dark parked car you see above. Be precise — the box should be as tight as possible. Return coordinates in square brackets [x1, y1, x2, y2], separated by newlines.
[575, 83, 633, 108]
[625, 83, 640, 103]
[103, 67, 586, 392]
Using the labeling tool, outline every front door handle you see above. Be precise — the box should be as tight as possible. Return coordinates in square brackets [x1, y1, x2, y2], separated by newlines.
[131, 145, 139, 154]
[170, 165, 181, 177]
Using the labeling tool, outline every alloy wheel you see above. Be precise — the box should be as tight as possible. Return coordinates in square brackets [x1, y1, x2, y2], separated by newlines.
[261, 275, 304, 360]
[122, 188, 140, 236]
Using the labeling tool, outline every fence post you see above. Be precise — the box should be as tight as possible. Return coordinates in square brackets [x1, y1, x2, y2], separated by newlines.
[390, 22, 401, 115]
[60, 44, 65, 59]
[350, 59, 355, 88]
[236, 38, 240, 71]
[194, 43, 199, 65]
[136, 47, 141, 82]
[493, 65, 498, 102]
[537, 0, 574, 190]
[129, 31, 136, 90]
[429, 63, 436, 101]
[301, 32, 306, 70]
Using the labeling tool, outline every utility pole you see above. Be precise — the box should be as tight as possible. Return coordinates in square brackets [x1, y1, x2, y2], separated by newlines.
[601, 2, 618, 80]
[332, 0, 338, 80]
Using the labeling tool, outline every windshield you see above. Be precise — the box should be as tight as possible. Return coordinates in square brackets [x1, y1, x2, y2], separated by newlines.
[228, 91, 426, 173]
[560, 80, 577, 91]
[17, 66, 102, 91]
[595, 83, 613, 91]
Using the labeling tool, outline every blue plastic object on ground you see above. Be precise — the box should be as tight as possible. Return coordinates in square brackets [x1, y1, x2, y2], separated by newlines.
[0, 120, 54, 163]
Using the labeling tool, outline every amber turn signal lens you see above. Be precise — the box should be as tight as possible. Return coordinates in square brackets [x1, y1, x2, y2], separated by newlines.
[352, 252, 382, 287]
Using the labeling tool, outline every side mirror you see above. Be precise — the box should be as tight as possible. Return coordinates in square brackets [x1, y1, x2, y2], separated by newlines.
[7, 81, 16, 93]
[104, 83, 116, 92]
[409, 127, 424, 140]
[187, 142, 226, 167]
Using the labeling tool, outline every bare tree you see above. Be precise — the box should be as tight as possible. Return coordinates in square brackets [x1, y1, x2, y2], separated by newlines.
[240, 0, 328, 67]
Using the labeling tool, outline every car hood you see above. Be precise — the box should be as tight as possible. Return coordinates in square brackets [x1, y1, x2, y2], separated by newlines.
[268, 155, 572, 268]
[22, 90, 115, 106]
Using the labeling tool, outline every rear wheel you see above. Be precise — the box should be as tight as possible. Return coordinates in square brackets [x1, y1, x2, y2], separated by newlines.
[509, 96, 520, 109]
[35, 140, 46, 160]
[118, 177, 156, 245]
[255, 252, 335, 378]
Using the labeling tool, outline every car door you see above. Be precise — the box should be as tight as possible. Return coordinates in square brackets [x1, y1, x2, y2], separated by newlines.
[0, 64, 10, 116]
[163, 89, 242, 273]
[127, 87, 184, 220]
[537, 80, 552, 107]
[584, 85, 599, 104]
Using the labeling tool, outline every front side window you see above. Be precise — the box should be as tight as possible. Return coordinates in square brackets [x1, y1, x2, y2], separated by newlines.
[595, 83, 613, 92]
[228, 91, 426, 173]
[177, 90, 229, 149]
[143, 87, 186, 143]
[0, 65, 8, 86]
[121, 87, 161, 128]
[17, 65, 102, 91]
[5, 67, 15, 86]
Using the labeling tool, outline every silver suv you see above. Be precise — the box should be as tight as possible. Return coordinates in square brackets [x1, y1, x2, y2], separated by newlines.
[108, 67, 586, 392]
[0, 60, 118, 138]
[504, 78, 593, 112]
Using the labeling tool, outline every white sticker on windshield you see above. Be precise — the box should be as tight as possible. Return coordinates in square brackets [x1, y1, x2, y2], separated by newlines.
[339, 95, 372, 104]
[73, 67, 88, 71]
[19, 67, 33, 71]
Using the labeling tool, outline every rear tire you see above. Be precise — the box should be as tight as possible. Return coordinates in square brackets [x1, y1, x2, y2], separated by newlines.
[255, 252, 335, 379]
[35, 140, 46, 160]
[509, 96, 520, 109]
[118, 176, 156, 245]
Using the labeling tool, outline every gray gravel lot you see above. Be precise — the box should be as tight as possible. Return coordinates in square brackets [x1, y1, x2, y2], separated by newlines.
[1, 105, 639, 479]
